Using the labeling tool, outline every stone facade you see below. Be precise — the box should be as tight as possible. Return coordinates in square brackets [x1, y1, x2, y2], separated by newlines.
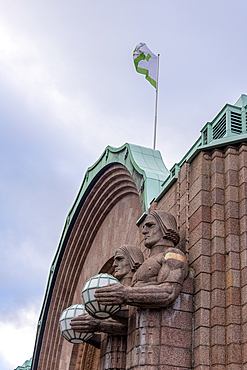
[31, 103, 247, 369]
[152, 144, 247, 369]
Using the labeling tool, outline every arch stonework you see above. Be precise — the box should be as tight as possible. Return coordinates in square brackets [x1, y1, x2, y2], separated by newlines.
[35, 164, 143, 370]
[32, 143, 169, 370]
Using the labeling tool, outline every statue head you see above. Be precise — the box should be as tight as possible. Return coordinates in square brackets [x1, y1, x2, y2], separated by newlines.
[142, 210, 180, 248]
[113, 245, 144, 281]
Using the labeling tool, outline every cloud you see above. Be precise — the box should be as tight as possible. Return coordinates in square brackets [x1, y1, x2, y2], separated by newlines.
[0, 306, 37, 369]
[0, 1, 247, 368]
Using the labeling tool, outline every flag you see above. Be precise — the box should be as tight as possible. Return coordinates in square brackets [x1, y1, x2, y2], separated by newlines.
[133, 43, 158, 88]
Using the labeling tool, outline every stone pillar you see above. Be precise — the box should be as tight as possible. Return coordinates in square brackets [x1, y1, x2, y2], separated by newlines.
[100, 334, 127, 370]
[189, 151, 211, 369]
[210, 149, 226, 369]
[126, 274, 193, 369]
[239, 143, 247, 369]
[224, 146, 242, 369]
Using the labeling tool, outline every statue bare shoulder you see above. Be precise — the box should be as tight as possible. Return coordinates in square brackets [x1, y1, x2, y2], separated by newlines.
[158, 247, 188, 285]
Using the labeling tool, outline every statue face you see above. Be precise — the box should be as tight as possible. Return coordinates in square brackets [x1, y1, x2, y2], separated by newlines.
[113, 250, 131, 281]
[142, 215, 163, 248]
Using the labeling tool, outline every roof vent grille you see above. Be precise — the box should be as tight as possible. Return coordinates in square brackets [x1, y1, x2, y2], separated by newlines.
[231, 112, 242, 134]
[202, 128, 208, 145]
[213, 113, 226, 140]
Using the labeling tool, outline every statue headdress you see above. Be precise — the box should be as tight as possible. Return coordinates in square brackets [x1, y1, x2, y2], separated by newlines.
[117, 245, 144, 272]
[150, 210, 180, 246]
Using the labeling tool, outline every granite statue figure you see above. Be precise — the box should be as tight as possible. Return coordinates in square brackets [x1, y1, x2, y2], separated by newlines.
[70, 245, 144, 335]
[95, 210, 188, 309]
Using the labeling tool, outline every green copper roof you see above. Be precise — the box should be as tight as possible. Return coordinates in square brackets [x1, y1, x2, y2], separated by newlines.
[70, 143, 169, 216]
[156, 94, 247, 201]
[14, 358, 32, 370]
[60, 143, 169, 230]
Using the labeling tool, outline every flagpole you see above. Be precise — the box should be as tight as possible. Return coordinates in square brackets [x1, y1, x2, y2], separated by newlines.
[153, 53, 160, 150]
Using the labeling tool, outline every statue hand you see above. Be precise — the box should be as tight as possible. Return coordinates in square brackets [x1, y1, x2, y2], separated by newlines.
[95, 283, 127, 305]
[70, 312, 100, 332]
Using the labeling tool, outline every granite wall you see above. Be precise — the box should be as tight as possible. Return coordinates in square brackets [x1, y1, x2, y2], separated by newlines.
[36, 142, 247, 369]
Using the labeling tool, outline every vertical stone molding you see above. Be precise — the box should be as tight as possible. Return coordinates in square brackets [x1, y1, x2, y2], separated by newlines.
[210, 149, 226, 369]
[177, 161, 190, 255]
[239, 143, 247, 369]
[224, 146, 242, 368]
[189, 152, 211, 369]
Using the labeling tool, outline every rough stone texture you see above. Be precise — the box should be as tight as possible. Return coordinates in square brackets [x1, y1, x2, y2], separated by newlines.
[37, 143, 247, 370]
[126, 274, 194, 369]
[100, 335, 127, 370]
[150, 146, 247, 369]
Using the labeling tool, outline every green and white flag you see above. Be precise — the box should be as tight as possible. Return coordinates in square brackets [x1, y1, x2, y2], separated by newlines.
[133, 43, 158, 88]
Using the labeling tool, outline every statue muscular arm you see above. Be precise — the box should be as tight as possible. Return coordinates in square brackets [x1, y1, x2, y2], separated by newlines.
[95, 249, 188, 309]
[70, 312, 127, 335]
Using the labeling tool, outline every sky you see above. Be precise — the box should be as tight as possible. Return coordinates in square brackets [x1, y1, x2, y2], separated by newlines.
[0, 1, 246, 369]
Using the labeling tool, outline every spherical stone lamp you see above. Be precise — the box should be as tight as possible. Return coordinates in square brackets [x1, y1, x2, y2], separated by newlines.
[59, 304, 94, 343]
[82, 273, 121, 319]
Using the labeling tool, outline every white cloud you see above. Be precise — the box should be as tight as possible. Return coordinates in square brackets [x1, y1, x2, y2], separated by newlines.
[0, 1, 246, 368]
[0, 16, 94, 146]
[0, 307, 38, 369]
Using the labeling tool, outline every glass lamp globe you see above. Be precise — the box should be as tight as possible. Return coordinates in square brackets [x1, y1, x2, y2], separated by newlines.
[82, 273, 121, 319]
[59, 304, 94, 343]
